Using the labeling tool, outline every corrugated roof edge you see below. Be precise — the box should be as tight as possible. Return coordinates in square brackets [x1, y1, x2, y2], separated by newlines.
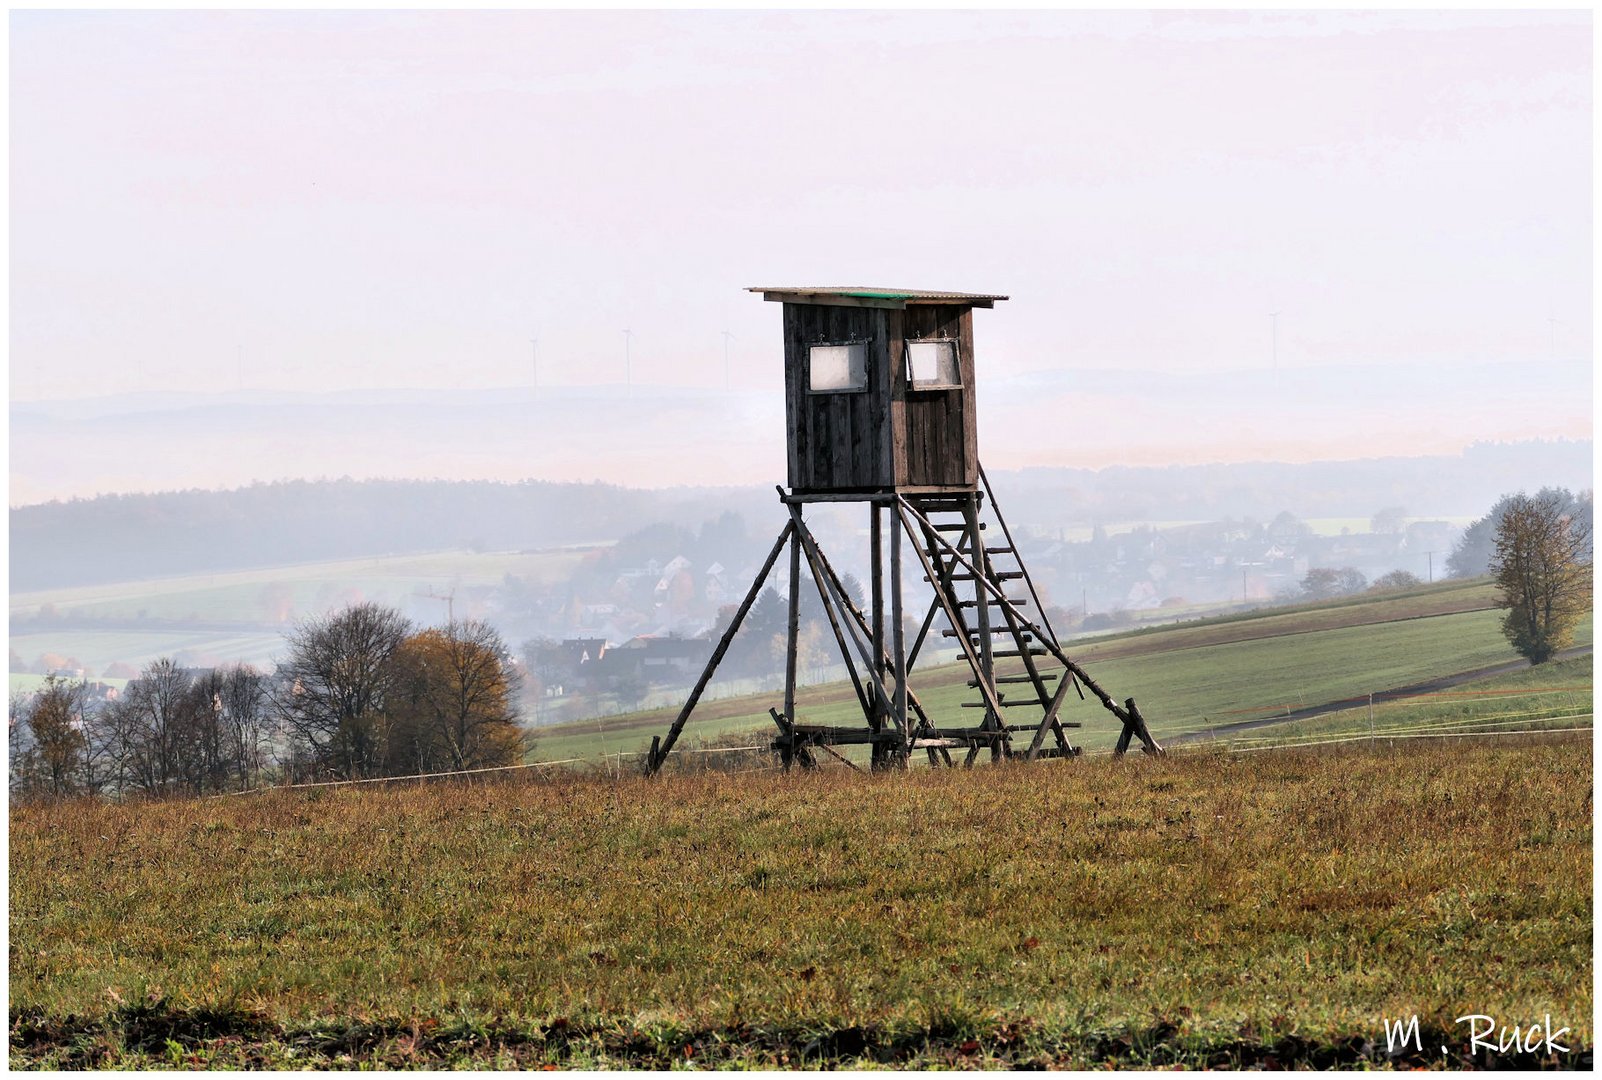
[748, 286, 1009, 301]
[748, 287, 1008, 310]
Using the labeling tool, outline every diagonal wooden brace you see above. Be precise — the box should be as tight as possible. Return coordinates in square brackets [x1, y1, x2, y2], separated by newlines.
[646, 521, 794, 774]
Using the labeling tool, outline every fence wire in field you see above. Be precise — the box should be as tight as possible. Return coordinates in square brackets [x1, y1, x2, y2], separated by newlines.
[218, 697, 1590, 794]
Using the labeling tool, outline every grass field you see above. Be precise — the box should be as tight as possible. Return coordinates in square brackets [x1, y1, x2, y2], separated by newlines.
[530, 578, 1590, 765]
[10, 737, 1589, 1068]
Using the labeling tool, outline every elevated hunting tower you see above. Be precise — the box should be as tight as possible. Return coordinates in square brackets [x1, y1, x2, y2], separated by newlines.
[646, 287, 1160, 773]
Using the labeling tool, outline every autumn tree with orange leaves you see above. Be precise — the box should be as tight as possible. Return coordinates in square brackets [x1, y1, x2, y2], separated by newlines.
[385, 620, 528, 775]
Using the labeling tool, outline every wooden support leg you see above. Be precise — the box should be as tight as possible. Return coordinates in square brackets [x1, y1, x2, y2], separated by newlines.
[1112, 697, 1164, 757]
[891, 499, 908, 767]
[784, 532, 800, 730]
[871, 504, 884, 713]
[647, 522, 793, 774]
[769, 707, 815, 769]
[964, 495, 1005, 763]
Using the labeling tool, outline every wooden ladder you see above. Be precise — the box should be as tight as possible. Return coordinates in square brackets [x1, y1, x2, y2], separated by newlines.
[898, 477, 1083, 765]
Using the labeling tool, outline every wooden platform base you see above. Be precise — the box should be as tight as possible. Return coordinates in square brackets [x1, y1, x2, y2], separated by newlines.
[643, 473, 1162, 775]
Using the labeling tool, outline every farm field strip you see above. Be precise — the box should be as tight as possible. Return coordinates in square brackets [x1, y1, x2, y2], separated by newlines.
[1222, 709, 1594, 747]
[1219, 654, 1594, 744]
[9, 629, 293, 681]
[11, 548, 594, 622]
[1218, 724, 1593, 756]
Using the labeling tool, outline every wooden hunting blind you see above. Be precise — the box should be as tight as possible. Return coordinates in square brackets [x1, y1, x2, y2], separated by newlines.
[770, 287, 996, 494]
[645, 287, 1160, 773]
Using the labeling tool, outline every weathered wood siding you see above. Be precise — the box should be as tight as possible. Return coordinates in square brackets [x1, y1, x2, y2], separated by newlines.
[783, 303, 894, 492]
[892, 305, 976, 489]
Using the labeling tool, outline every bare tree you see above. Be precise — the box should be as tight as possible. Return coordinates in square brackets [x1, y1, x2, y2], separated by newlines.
[274, 603, 411, 779]
[100, 659, 197, 796]
[217, 664, 272, 790]
[1491, 490, 1593, 663]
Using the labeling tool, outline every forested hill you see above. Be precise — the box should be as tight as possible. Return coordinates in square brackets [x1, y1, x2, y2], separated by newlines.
[10, 479, 774, 592]
[10, 439, 1590, 593]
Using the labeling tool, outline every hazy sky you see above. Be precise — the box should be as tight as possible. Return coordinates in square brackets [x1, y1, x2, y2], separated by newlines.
[9, 10, 1593, 448]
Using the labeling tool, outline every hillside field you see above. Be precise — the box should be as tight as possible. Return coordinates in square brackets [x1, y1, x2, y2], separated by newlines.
[1216, 655, 1593, 748]
[10, 736, 1590, 1068]
[532, 579, 1591, 765]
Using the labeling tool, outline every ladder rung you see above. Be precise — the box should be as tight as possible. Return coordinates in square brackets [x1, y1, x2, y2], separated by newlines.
[972, 673, 1060, 686]
[993, 647, 1048, 657]
[985, 546, 1015, 556]
[942, 628, 1033, 640]
[1004, 721, 1083, 731]
[925, 571, 1024, 582]
[961, 698, 1050, 709]
[931, 521, 983, 532]
[957, 597, 1027, 608]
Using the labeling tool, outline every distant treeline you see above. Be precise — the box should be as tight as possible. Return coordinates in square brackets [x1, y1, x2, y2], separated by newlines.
[10, 478, 775, 592]
[11, 440, 1590, 592]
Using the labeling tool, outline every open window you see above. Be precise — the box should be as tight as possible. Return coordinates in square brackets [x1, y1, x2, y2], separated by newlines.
[905, 339, 961, 389]
[809, 342, 868, 393]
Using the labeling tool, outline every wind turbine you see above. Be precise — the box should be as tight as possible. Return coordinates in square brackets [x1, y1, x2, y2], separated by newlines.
[721, 330, 735, 389]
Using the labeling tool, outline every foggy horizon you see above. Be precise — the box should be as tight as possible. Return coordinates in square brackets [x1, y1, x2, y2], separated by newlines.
[9, 9, 1592, 501]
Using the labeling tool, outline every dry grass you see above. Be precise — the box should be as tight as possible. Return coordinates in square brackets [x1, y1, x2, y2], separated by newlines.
[10, 737, 1591, 1068]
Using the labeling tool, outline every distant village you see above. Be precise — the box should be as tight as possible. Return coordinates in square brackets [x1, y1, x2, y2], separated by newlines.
[490, 508, 1462, 724]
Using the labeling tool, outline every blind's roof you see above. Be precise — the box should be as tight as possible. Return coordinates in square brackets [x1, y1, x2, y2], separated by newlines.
[748, 286, 1008, 309]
